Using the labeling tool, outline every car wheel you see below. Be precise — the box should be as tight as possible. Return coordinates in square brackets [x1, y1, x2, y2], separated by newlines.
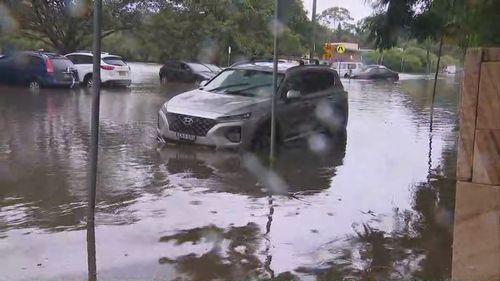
[84, 76, 93, 88]
[251, 123, 280, 154]
[28, 79, 41, 90]
[160, 75, 168, 85]
[344, 73, 349, 78]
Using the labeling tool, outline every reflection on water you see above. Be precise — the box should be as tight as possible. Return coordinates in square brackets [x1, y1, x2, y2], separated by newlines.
[0, 64, 459, 280]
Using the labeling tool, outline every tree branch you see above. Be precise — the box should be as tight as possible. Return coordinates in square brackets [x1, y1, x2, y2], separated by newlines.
[17, 31, 55, 47]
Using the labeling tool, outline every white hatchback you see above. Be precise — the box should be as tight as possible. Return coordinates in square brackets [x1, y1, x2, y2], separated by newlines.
[65, 52, 131, 87]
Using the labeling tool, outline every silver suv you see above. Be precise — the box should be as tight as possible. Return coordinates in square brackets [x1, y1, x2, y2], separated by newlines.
[157, 60, 348, 150]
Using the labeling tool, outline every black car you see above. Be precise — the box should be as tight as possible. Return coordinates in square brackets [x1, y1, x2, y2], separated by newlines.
[0, 51, 77, 89]
[351, 65, 399, 80]
[159, 61, 221, 84]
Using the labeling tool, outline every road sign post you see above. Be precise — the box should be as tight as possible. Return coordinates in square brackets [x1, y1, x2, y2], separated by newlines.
[87, 0, 102, 280]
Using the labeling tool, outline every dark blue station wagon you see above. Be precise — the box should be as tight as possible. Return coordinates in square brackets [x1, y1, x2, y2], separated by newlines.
[0, 51, 78, 89]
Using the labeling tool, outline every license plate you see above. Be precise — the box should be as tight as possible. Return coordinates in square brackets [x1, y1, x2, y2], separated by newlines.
[119, 71, 127, 76]
[176, 133, 196, 142]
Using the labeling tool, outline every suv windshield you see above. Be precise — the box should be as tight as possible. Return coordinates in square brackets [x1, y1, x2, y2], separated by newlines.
[203, 69, 284, 97]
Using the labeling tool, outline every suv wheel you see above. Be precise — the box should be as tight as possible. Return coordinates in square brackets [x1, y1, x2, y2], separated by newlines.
[28, 79, 41, 90]
[84, 76, 93, 88]
[251, 123, 279, 153]
[160, 75, 168, 85]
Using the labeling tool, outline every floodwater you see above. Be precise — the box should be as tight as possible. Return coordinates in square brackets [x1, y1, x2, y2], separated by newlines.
[0, 63, 460, 280]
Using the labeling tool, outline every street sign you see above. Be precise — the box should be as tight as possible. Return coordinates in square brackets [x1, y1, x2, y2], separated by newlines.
[336, 44, 346, 54]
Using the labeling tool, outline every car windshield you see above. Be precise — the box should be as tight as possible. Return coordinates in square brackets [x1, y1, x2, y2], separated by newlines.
[187, 63, 211, 73]
[203, 69, 284, 97]
[103, 56, 126, 66]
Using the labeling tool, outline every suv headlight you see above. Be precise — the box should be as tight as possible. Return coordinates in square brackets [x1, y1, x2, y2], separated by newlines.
[217, 112, 251, 122]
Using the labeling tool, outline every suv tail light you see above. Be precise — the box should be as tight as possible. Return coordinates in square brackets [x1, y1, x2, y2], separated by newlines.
[101, 65, 114, 71]
[45, 58, 54, 73]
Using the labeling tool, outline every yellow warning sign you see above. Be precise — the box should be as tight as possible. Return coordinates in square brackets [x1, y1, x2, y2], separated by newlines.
[336, 44, 346, 54]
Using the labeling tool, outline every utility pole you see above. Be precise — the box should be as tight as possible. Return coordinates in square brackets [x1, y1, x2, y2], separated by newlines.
[270, 0, 279, 164]
[309, 0, 317, 61]
[87, 0, 102, 280]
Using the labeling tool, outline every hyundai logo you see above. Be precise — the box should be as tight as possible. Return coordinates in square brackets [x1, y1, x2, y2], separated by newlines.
[182, 116, 194, 126]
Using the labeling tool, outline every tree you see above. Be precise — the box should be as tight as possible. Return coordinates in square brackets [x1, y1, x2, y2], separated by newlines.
[0, 0, 160, 53]
[318, 7, 354, 32]
[367, 0, 500, 50]
[111, 0, 312, 63]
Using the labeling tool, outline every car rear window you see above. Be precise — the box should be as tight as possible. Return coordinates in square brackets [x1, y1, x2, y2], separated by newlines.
[51, 58, 74, 70]
[103, 56, 127, 66]
[187, 63, 211, 73]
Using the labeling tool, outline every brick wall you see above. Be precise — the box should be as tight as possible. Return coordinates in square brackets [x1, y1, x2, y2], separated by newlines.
[453, 48, 500, 280]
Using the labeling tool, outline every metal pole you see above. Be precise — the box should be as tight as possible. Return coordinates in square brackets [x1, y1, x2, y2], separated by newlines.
[270, 0, 279, 164]
[309, 0, 317, 61]
[430, 34, 444, 133]
[87, 0, 102, 280]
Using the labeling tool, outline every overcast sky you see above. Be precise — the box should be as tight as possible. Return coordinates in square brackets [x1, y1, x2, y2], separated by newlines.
[302, 0, 373, 22]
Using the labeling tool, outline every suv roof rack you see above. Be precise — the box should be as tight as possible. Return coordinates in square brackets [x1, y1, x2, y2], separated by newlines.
[231, 56, 321, 67]
[75, 50, 110, 55]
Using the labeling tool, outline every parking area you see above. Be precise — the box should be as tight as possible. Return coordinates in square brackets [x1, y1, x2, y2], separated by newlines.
[0, 63, 460, 280]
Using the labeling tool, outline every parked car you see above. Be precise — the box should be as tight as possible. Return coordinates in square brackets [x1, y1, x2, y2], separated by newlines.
[331, 61, 364, 78]
[159, 61, 221, 84]
[351, 65, 399, 80]
[0, 51, 77, 89]
[65, 51, 131, 87]
[157, 60, 348, 150]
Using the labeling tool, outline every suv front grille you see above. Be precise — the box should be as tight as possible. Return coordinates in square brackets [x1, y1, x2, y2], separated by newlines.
[166, 113, 217, 136]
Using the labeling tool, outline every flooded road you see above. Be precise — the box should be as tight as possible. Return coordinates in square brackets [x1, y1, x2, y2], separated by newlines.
[0, 63, 459, 280]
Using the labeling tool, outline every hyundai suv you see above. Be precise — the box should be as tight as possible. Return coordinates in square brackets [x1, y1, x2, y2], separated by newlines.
[157, 60, 348, 150]
[65, 51, 131, 87]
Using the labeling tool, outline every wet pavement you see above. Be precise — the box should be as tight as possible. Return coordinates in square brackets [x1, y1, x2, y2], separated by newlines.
[0, 63, 460, 280]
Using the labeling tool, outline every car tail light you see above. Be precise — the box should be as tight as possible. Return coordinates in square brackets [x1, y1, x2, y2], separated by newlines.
[45, 58, 54, 73]
[101, 65, 114, 71]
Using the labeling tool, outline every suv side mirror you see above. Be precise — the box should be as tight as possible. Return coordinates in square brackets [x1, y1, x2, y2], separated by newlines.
[286, 90, 301, 99]
[199, 80, 209, 87]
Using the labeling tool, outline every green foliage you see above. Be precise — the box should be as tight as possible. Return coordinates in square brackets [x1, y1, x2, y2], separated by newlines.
[381, 48, 403, 71]
[0, 0, 155, 53]
[363, 46, 457, 73]
[318, 7, 354, 30]
[100, 0, 313, 64]
[401, 53, 423, 73]
[441, 55, 458, 68]
[363, 51, 380, 65]
[368, 0, 500, 50]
